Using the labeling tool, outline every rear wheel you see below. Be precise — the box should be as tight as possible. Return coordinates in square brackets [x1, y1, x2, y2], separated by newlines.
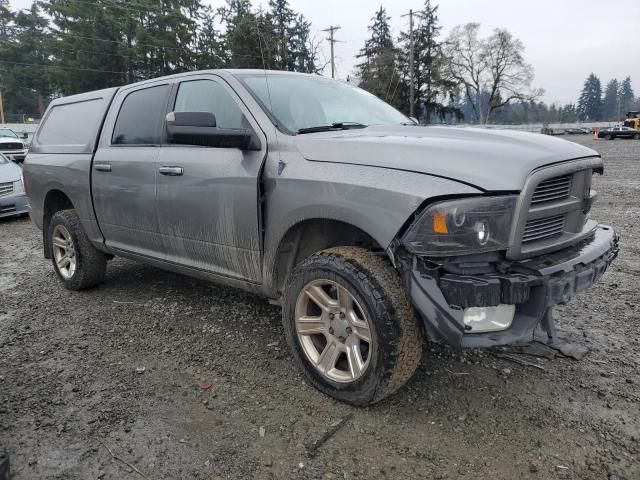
[634, 133, 640, 140]
[606, 134, 614, 140]
[283, 247, 423, 405]
[49, 209, 107, 290]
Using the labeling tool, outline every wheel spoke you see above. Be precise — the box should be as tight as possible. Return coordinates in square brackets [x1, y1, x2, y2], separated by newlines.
[337, 285, 353, 311]
[316, 339, 342, 373]
[305, 285, 336, 311]
[346, 339, 366, 379]
[296, 315, 327, 335]
[348, 312, 371, 343]
[58, 254, 71, 268]
[53, 237, 67, 249]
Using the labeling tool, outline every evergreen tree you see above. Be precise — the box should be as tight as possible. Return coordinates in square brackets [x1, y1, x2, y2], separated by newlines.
[602, 79, 619, 121]
[268, 0, 295, 70]
[577, 73, 603, 121]
[0, 2, 52, 116]
[196, 6, 226, 69]
[560, 103, 577, 123]
[355, 6, 403, 110]
[397, 1, 458, 122]
[619, 76, 635, 115]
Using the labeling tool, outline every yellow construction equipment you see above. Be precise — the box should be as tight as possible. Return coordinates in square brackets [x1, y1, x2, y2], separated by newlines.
[623, 111, 640, 131]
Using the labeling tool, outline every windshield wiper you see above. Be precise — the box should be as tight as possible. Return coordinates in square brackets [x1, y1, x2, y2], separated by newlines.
[297, 122, 368, 135]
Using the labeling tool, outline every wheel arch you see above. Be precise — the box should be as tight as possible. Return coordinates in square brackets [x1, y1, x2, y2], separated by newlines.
[42, 189, 75, 259]
[267, 218, 387, 298]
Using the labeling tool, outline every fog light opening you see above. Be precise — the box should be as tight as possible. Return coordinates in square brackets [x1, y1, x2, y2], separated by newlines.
[463, 305, 515, 333]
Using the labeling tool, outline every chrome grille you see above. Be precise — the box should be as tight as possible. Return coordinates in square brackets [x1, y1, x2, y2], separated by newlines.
[522, 215, 565, 244]
[0, 181, 14, 197]
[531, 175, 572, 205]
[0, 143, 23, 150]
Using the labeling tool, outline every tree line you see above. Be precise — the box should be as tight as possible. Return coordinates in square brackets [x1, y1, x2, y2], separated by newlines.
[1, 0, 638, 125]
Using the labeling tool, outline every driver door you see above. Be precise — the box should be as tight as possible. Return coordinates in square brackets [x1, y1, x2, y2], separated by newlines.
[155, 75, 267, 283]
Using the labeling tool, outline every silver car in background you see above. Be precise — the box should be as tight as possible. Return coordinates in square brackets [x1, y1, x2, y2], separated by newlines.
[0, 153, 28, 219]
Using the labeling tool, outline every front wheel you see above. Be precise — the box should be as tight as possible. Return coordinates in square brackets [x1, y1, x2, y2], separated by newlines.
[49, 209, 107, 290]
[282, 247, 423, 405]
[634, 133, 640, 140]
[606, 134, 614, 140]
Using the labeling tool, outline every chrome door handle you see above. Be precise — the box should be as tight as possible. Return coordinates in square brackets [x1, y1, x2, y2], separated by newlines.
[159, 166, 184, 176]
[94, 163, 112, 172]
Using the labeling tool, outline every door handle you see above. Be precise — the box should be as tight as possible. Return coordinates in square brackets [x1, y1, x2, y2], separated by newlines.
[159, 166, 184, 176]
[94, 163, 112, 172]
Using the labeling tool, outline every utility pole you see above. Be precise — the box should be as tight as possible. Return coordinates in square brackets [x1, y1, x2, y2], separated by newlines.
[322, 25, 341, 79]
[401, 10, 415, 118]
[0, 89, 5, 125]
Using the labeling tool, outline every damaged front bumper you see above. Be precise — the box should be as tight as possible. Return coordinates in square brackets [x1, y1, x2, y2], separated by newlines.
[408, 225, 619, 349]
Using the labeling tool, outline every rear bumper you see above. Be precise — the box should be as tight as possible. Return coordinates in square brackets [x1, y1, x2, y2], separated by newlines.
[0, 192, 29, 219]
[409, 225, 619, 349]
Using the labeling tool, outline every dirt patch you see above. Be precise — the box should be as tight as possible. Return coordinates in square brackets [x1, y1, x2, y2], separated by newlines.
[1, 136, 639, 479]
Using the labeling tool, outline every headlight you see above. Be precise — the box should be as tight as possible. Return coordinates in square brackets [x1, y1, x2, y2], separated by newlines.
[402, 196, 518, 256]
[14, 178, 25, 194]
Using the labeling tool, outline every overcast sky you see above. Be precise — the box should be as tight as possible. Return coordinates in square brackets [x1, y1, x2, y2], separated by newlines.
[11, 0, 640, 104]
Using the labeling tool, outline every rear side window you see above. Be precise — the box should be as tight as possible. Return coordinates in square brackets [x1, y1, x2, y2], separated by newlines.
[112, 85, 170, 145]
[37, 100, 103, 148]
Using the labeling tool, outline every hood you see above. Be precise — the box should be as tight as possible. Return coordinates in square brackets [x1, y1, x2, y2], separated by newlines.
[0, 137, 24, 146]
[0, 160, 22, 182]
[294, 126, 599, 191]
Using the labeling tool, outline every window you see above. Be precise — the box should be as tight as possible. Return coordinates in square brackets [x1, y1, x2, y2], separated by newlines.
[37, 100, 103, 147]
[237, 73, 409, 134]
[0, 129, 18, 139]
[112, 85, 170, 145]
[174, 80, 247, 130]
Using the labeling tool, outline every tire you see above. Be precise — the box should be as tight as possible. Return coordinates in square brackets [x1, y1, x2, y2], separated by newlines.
[282, 247, 423, 406]
[606, 134, 613, 140]
[634, 133, 640, 140]
[49, 209, 107, 291]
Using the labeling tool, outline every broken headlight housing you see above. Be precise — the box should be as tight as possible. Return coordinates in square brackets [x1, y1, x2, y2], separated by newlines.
[402, 196, 518, 256]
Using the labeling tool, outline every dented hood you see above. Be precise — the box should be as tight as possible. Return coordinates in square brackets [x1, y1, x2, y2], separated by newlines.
[294, 126, 600, 191]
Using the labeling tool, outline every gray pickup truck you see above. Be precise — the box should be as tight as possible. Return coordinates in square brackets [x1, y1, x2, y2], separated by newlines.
[24, 70, 618, 405]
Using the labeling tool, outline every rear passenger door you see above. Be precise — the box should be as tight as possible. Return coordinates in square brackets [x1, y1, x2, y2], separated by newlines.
[92, 82, 171, 257]
[155, 75, 267, 283]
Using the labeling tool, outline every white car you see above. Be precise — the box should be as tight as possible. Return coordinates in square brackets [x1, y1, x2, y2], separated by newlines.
[0, 128, 29, 163]
[0, 153, 28, 218]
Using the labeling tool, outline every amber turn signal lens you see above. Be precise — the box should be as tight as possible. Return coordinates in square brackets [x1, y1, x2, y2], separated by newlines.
[433, 210, 449, 234]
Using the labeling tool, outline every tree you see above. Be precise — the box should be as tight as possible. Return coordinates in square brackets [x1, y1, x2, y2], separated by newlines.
[196, 6, 226, 69]
[444, 23, 541, 124]
[602, 79, 619, 121]
[355, 6, 403, 110]
[0, 2, 52, 116]
[397, 0, 458, 122]
[560, 103, 577, 123]
[577, 73, 603, 121]
[619, 76, 635, 115]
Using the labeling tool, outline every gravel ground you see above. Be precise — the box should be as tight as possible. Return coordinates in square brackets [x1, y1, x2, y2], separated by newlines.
[1, 136, 639, 480]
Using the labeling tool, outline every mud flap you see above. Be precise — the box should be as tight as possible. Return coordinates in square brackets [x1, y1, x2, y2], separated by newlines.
[0, 448, 9, 480]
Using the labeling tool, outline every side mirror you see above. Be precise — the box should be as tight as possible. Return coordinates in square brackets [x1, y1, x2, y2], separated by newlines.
[166, 111, 260, 150]
[21, 133, 28, 139]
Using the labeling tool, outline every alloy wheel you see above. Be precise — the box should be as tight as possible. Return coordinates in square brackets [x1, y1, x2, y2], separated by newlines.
[52, 224, 76, 280]
[294, 279, 372, 383]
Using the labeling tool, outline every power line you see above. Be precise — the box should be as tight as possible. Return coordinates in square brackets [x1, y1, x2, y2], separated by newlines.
[0, 59, 127, 74]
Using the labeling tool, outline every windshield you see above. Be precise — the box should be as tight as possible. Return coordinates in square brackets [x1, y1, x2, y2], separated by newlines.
[235, 73, 410, 134]
[0, 129, 18, 139]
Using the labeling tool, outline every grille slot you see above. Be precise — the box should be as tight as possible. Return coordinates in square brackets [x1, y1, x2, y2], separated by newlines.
[522, 215, 565, 244]
[531, 175, 572, 205]
[0, 143, 23, 150]
[0, 181, 14, 197]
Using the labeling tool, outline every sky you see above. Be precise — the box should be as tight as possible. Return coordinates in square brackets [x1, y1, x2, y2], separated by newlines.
[10, 0, 640, 105]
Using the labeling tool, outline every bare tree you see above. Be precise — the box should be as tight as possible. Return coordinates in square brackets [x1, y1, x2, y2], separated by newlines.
[444, 23, 542, 124]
